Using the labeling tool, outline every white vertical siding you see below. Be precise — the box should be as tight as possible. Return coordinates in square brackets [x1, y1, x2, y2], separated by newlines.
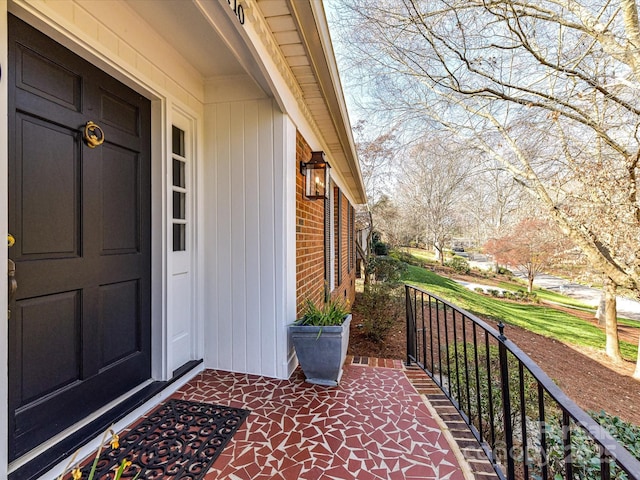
[204, 98, 295, 378]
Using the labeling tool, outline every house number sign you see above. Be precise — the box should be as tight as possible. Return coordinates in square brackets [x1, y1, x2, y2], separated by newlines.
[227, 0, 245, 25]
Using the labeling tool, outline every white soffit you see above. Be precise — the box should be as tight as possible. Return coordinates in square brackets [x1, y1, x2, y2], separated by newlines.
[257, 0, 366, 205]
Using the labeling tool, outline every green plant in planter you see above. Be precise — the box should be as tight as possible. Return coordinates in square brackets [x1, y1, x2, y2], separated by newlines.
[290, 299, 351, 386]
[295, 299, 349, 327]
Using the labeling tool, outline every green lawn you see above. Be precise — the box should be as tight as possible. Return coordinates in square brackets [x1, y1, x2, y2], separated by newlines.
[402, 264, 638, 362]
[402, 247, 438, 263]
[494, 280, 640, 327]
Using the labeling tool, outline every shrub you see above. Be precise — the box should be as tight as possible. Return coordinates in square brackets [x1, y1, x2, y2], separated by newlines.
[389, 250, 425, 268]
[366, 256, 407, 284]
[354, 283, 404, 342]
[439, 342, 638, 479]
[371, 231, 389, 255]
[474, 287, 485, 294]
[543, 411, 639, 479]
[497, 266, 513, 276]
[445, 255, 470, 274]
[373, 241, 389, 255]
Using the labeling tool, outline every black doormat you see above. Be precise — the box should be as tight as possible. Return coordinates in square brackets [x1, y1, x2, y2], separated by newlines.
[78, 399, 249, 479]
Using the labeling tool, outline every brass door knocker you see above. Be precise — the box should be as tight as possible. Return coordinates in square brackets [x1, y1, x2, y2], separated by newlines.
[84, 121, 105, 148]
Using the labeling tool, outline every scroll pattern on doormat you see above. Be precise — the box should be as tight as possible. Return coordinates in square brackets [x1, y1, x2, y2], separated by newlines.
[79, 399, 249, 479]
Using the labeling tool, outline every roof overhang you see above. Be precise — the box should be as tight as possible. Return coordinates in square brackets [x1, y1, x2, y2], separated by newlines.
[256, 0, 367, 205]
[128, 0, 367, 205]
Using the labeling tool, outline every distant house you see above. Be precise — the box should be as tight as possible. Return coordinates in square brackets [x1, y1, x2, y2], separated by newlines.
[0, 1, 366, 478]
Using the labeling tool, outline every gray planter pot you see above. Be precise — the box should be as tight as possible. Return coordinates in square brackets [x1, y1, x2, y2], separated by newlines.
[289, 314, 351, 386]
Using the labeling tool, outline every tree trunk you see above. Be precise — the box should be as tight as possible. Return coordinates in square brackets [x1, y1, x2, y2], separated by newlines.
[527, 271, 534, 293]
[434, 241, 445, 265]
[595, 294, 606, 326]
[364, 215, 374, 288]
[604, 278, 622, 362]
[634, 334, 640, 379]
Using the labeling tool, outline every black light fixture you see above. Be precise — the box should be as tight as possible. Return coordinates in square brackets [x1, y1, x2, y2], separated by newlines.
[300, 151, 331, 200]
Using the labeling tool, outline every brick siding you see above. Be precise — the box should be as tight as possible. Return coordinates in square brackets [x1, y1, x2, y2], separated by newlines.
[295, 131, 356, 318]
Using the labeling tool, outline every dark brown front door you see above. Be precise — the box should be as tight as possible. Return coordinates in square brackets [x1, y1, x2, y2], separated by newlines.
[7, 15, 152, 461]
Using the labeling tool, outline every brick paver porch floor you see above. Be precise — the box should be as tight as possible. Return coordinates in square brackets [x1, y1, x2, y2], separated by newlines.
[173, 358, 468, 480]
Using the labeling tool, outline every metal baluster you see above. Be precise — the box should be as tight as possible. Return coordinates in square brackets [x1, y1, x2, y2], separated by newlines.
[453, 310, 461, 405]
[436, 299, 443, 386]
[599, 445, 611, 480]
[486, 331, 496, 456]
[415, 290, 420, 366]
[428, 295, 435, 374]
[473, 323, 483, 442]
[405, 286, 412, 366]
[562, 411, 573, 480]
[444, 304, 452, 397]
[462, 316, 472, 422]
[519, 363, 529, 480]
[498, 324, 515, 480]
[538, 382, 548, 480]
[421, 291, 427, 367]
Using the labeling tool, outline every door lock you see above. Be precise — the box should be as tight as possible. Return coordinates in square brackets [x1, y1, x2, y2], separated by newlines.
[8, 259, 17, 303]
[8, 233, 17, 318]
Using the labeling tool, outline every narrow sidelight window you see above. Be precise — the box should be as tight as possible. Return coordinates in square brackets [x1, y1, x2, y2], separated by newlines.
[172, 126, 187, 251]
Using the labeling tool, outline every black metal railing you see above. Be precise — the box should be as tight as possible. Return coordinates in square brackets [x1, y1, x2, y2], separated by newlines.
[405, 285, 640, 480]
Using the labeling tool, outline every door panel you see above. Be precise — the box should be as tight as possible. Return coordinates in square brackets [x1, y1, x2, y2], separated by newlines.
[16, 44, 82, 112]
[8, 15, 152, 461]
[18, 116, 80, 257]
[99, 280, 141, 366]
[101, 145, 140, 253]
[20, 291, 81, 402]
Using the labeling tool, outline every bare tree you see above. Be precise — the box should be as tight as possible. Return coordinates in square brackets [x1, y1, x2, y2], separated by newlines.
[352, 121, 398, 206]
[396, 139, 473, 264]
[353, 123, 399, 284]
[335, 0, 640, 368]
[460, 162, 529, 246]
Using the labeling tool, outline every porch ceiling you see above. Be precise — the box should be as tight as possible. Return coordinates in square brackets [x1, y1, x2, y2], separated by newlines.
[127, 0, 246, 78]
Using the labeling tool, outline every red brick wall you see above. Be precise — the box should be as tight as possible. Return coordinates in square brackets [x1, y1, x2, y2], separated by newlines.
[295, 131, 356, 317]
[296, 132, 324, 317]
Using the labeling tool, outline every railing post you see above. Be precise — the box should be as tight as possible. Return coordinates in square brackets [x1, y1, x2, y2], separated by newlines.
[498, 322, 515, 480]
[405, 285, 413, 366]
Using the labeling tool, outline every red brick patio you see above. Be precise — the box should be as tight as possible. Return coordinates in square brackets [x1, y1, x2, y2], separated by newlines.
[173, 358, 468, 480]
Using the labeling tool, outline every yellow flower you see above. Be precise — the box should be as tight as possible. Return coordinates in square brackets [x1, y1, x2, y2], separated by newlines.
[71, 468, 82, 480]
[124, 460, 132, 469]
[110, 433, 120, 450]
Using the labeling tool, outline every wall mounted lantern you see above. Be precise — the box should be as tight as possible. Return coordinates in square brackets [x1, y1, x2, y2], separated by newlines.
[300, 151, 331, 200]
